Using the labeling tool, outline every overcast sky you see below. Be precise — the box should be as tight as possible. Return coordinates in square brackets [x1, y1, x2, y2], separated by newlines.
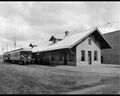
[1, 1, 120, 53]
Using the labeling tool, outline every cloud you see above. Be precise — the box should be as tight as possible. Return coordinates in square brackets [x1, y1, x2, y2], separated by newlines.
[1, 2, 120, 53]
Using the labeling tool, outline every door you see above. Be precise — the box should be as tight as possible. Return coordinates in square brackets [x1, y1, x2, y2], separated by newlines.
[88, 51, 92, 65]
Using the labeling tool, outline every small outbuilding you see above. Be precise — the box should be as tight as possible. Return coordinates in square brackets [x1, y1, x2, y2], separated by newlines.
[33, 27, 112, 66]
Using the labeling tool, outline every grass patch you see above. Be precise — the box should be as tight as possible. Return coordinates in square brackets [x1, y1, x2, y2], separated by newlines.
[0, 63, 119, 94]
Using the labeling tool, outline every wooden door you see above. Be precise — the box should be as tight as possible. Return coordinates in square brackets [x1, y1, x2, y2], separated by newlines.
[88, 51, 92, 65]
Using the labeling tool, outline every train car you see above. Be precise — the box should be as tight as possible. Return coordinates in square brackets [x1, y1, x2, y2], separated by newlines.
[3, 51, 11, 62]
[10, 48, 32, 65]
[3, 48, 33, 65]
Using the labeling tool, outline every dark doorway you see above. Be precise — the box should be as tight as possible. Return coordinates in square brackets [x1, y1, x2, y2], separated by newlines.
[101, 56, 103, 63]
[88, 51, 92, 65]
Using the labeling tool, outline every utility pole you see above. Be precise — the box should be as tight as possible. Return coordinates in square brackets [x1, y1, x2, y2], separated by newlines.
[14, 37, 16, 50]
[2, 46, 4, 53]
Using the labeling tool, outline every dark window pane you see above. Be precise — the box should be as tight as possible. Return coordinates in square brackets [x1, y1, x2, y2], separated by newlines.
[81, 50, 85, 61]
[88, 38, 91, 45]
[94, 51, 97, 61]
[101, 56, 103, 63]
[59, 54, 63, 61]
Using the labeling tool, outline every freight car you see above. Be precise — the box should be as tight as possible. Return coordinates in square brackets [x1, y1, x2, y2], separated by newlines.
[3, 48, 33, 65]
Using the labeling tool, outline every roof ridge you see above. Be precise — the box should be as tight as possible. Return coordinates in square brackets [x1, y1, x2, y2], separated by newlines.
[66, 27, 96, 36]
[32, 27, 111, 52]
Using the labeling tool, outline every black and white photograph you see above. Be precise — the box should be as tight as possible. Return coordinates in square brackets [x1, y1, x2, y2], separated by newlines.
[0, 1, 120, 94]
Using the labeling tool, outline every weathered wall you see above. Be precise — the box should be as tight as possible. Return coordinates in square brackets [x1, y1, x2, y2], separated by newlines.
[48, 50, 64, 65]
[76, 35, 101, 66]
[101, 30, 120, 64]
[48, 49, 76, 66]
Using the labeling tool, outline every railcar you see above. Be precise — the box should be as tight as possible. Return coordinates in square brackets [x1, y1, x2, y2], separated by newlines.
[3, 48, 33, 65]
[3, 51, 11, 62]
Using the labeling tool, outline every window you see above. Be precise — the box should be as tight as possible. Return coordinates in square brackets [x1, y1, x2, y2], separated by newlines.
[94, 51, 98, 61]
[51, 55, 55, 61]
[59, 54, 63, 61]
[88, 38, 91, 45]
[81, 50, 85, 61]
[101, 56, 103, 63]
[69, 53, 74, 62]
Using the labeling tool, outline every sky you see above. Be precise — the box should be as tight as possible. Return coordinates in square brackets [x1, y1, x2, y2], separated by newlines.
[1, 1, 120, 54]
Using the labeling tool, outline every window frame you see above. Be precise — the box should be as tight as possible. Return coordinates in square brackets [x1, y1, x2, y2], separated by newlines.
[88, 38, 92, 45]
[94, 51, 98, 61]
[81, 50, 85, 62]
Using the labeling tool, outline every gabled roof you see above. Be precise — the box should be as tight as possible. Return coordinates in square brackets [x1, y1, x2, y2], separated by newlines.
[97, 22, 120, 34]
[49, 35, 56, 41]
[49, 34, 64, 41]
[98, 27, 119, 34]
[33, 27, 112, 52]
[55, 34, 65, 39]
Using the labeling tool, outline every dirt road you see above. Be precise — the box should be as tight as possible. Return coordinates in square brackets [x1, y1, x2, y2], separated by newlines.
[0, 60, 120, 94]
